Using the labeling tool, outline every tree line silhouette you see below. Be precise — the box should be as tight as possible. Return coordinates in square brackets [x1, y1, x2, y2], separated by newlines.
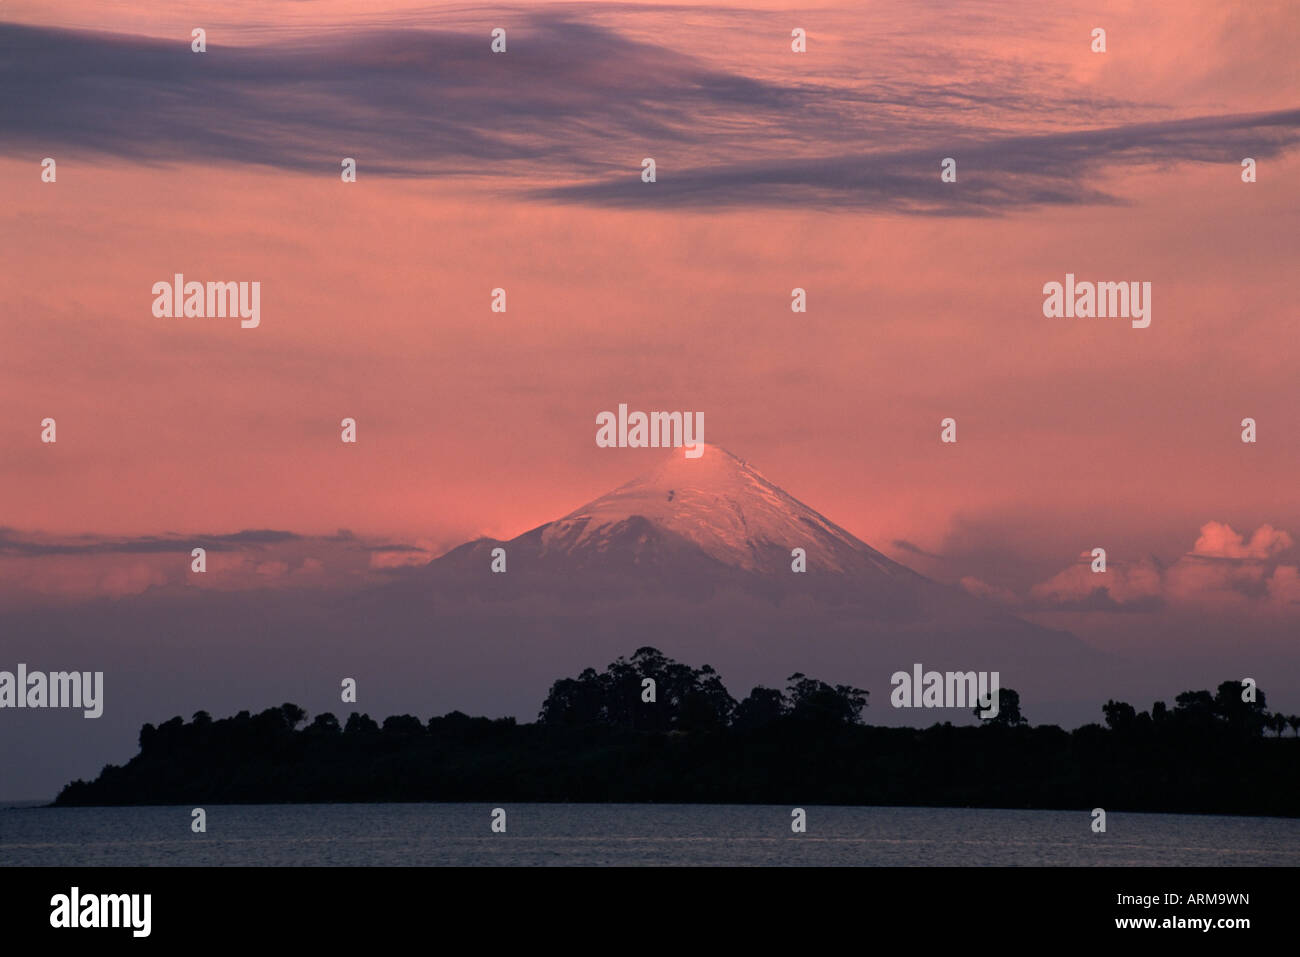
[54, 647, 1300, 816]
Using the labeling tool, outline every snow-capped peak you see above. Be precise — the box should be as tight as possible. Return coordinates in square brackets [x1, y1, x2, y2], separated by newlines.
[540, 444, 910, 576]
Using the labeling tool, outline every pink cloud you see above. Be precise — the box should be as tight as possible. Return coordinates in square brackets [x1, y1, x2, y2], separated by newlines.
[1192, 521, 1293, 560]
[1029, 554, 1164, 609]
[959, 576, 1018, 605]
[0, 556, 169, 600]
[1029, 523, 1299, 613]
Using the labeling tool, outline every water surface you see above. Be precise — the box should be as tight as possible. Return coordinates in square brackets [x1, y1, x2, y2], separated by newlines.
[3, 803, 1297, 866]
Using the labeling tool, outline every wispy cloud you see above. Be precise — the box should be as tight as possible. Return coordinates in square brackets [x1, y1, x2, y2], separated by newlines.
[0, 527, 444, 600]
[5, 17, 1294, 211]
[534, 110, 1300, 211]
[0, 527, 300, 556]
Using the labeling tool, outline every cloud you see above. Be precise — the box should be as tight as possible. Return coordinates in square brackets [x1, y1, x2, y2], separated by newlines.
[1, 557, 172, 600]
[4, 19, 1296, 212]
[1191, 521, 1293, 560]
[892, 539, 946, 561]
[532, 111, 1300, 211]
[0, 527, 300, 556]
[958, 576, 1017, 605]
[369, 545, 433, 569]
[0, 19, 810, 177]
[1026, 523, 1300, 614]
[0, 527, 427, 601]
[1027, 553, 1168, 613]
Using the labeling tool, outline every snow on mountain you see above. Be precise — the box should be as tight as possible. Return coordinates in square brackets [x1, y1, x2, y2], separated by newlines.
[539, 444, 915, 578]
[383, 443, 1107, 728]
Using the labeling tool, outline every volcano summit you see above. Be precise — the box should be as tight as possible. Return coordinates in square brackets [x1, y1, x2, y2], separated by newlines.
[549, 445, 912, 576]
[431, 444, 937, 595]
[412, 445, 1107, 723]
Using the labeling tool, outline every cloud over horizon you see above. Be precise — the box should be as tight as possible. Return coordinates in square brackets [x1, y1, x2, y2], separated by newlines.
[5, 17, 1297, 212]
[1021, 522, 1300, 614]
[0, 527, 456, 601]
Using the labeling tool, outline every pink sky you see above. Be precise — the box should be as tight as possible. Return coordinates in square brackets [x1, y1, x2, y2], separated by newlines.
[2, 0, 1298, 645]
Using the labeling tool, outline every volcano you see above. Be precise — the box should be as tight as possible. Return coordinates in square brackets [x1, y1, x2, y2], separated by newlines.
[4, 446, 1117, 798]
[411, 446, 1108, 723]
[434, 444, 935, 587]
[542, 444, 917, 577]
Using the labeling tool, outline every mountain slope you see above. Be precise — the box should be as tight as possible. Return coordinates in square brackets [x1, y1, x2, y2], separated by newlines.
[542, 445, 917, 578]
[430, 445, 937, 599]
[395, 444, 1109, 728]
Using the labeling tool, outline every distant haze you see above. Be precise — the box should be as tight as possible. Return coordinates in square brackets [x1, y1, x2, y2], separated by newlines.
[4, 446, 1294, 800]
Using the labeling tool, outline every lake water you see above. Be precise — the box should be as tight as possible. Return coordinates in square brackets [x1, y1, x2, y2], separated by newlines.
[2, 803, 1298, 866]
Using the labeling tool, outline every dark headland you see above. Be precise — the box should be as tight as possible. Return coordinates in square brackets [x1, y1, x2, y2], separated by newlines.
[54, 648, 1300, 817]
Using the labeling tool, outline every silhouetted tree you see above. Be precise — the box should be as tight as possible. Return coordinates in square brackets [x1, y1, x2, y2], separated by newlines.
[1176, 689, 1214, 712]
[1172, 689, 1217, 735]
[344, 712, 379, 736]
[539, 648, 736, 731]
[280, 703, 307, 730]
[51, 655, 1300, 817]
[975, 688, 1025, 727]
[733, 686, 786, 730]
[1102, 699, 1136, 732]
[382, 714, 424, 737]
[307, 712, 341, 735]
[538, 668, 605, 727]
[785, 673, 868, 726]
[1212, 680, 1269, 735]
[678, 664, 736, 732]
